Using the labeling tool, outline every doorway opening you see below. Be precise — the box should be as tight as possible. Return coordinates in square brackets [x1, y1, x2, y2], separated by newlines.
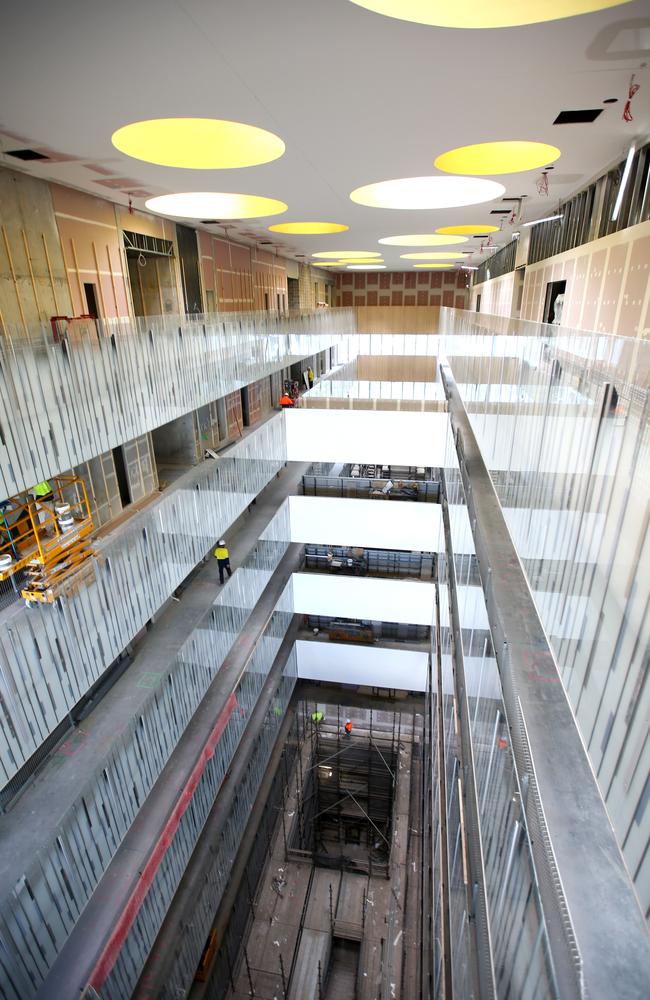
[240, 387, 251, 427]
[112, 447, 131, 507]
[176, 223, 203, 314]
[83, 282, 100, 319]
[123, 230, 176, 318]
[542, 279, 566, 325]
[287, 276, 299, 310]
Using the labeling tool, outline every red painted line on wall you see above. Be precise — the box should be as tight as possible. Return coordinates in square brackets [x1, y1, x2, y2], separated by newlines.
[88, 691, 238, 990]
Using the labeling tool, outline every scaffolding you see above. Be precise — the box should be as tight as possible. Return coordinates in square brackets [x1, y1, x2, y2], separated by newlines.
[289, 704, 399, 879]
[0, 475, 94, 603]
[216, 697, 425, 1000]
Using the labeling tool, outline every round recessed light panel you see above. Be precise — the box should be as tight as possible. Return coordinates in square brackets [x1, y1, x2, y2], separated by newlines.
[312, 250, 381, 258]
[400, 251, 467, 260]
[112, 118, 285, 169]
[268, 221, 349, 234]
[435, 140, 560, 175]
[144, 192, 288, 219]
[436, 224, 500, 235]
[350, 176, 505, 210]
[348, 265, 386, 270]
[347, 1, 632, 30]
[378, 233, 468, 246]
[312, 261, 344, 266]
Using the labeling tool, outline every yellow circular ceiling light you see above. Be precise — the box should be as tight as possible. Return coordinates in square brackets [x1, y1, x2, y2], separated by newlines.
[348, 264, 386, 270]
[413, 263, 454, 268]
[350, 176, 505, 210]
[312, 250, 381, 259]
[400, 251, 467, 260]
[144, 192, 288, 219]
[347, 1, 632, 29]
[435, 140, 560, 175]
[312, 262, 343, 267]
[378, 233, 468, 246]
[437, 224, 499, 235]
[112, 118, 285, 169]
[268, 221, 349, 234]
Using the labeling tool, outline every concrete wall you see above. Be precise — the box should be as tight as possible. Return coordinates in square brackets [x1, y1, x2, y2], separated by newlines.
[151, 413, 199, 469]
[0, 167, 73, 330]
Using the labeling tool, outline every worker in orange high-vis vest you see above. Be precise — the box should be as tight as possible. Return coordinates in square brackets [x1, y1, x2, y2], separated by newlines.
[214, 539, 232, 585]
[344, 719, 353, 736]
[279, 392, 294, 408]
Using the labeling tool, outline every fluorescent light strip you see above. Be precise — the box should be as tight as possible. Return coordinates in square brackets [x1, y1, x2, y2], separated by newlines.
[522, 213, 564, 228]
[462, 266, 479, 271]
[611, 145, 635, 222]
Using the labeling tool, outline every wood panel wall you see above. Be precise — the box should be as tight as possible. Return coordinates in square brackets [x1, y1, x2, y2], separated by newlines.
[354, 305, 441, 334]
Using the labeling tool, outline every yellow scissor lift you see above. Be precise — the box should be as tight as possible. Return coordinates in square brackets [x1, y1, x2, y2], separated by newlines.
[0, 476, 95, 604]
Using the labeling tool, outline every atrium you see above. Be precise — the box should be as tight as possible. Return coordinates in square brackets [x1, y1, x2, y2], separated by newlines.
[0, 2, 648, 999]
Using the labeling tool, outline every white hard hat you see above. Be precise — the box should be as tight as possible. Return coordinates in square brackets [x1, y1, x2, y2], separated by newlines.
[218, 539, 226, 546]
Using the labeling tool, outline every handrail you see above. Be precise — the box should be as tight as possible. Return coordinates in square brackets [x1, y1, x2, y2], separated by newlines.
[440, 362, 650, 999]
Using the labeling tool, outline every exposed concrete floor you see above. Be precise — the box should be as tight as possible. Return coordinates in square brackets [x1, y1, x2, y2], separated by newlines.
[0, 459, 308, 895]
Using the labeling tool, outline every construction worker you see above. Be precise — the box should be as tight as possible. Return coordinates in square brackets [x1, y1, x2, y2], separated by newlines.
[311, 709, 324, 724]
[32, 480, 53, 502]
[344, 719, 353, 736]
[307, 366, 314, 388]
[214, 539, 232, 585]
[279, 391, 294, 408]
[31, 479, 54, 530]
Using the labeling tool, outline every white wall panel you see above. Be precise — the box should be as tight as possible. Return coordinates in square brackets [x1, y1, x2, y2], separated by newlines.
[291, 573, 435, 625]
[296, 639, 428, 691]
[284, 408, 449, 466]
[287, 495, 441, 551]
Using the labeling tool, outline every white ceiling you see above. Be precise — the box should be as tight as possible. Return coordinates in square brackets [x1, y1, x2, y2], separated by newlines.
[1, 0, 648, 270]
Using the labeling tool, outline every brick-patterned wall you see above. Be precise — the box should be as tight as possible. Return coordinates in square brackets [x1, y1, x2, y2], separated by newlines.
[298, 264, 333, 309]
[225, 390, 243, 438]
[335, 269, 469, 309]
[252, 249, 288, 312]
[199, 233, 255, 312]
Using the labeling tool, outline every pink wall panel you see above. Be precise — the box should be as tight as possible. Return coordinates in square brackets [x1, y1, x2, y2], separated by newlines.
[116, 206, 167, 239]
[597, 244, 628, 332]
[619, 235, 650, 337]
[232, 244, 251, 269]
[581, 249, 607, 331]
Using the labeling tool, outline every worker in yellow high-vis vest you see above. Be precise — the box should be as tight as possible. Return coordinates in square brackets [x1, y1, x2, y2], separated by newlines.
[214, 539, 232, 585]
[31, 480, 54, 530]
[32, 480, 53, 502]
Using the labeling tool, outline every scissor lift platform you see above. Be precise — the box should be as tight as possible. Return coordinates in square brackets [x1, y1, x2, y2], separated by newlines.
[0, 475, 95, 604]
